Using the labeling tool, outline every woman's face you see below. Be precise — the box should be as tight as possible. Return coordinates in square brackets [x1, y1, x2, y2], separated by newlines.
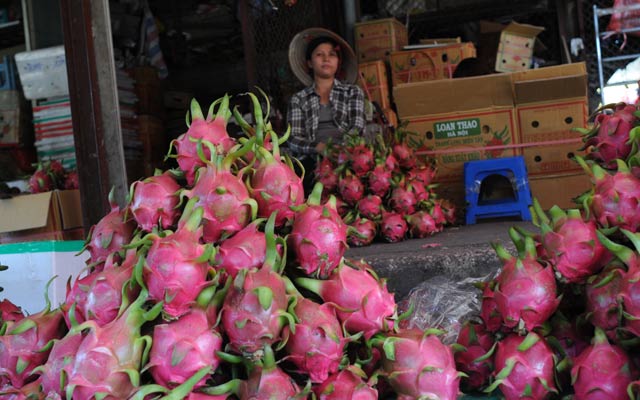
[307, 42, 339, 80]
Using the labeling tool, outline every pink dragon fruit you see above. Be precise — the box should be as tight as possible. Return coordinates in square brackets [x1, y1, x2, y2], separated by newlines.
[373, 328, 461, 400]
[83, 190, 136, 266]
[0, 300, 23, 323]
[214, 218, 266, 279]
[170, 96, 236, 185]
[131, 366, 226, 399]
[357, 194, 384, 220]
[406, 211, 439, 238]
[430, 202, 447, 229]
[479, 281, 503, 333]
[333, 195, 349, 218]
[392, 142, 416, 169]
[492, 234, 560, 331]
[389, 182, 418, 215]
[350, 141, 374, 177]
[47, 159, 65, 180]
[347, 217, 377, 247]
[338, 170, 365, 205]
[0, 287, 65, 388]
[407, 163, 437, 186]
[283, 298, 348, 383]
[64, 170, 79, 190]
[65, 288, 163, 399]
[314, 158, 338, 195]
[220, 231, 294, 355]
[579, 102, 638, 169]
[182, 149, 257, 244]
[128, 170, 181, 231]
[249, 132, 304, 227]
[368, 163, 392, 197]
[148, 308, 223, 388]
[485, 332, 557, 400]
[289, 183, 348, 278]
[578, 157, 640, 232]
[0, 380, 44, 399]
[571, 327, 637, 399]
[585, 264, 624, 338]
[453, 320, 494, 391]
[63, 249, 139, 327]
[28, 165, 54, 193]
[409, 179, 431, 203]
[548, 312, 590, 389]
[296, 260, 396, 339]
[314, 365, 378, 400]
[204, 345, 301, 399]
[380, 211, 408, 243]
[32, 327, 84, 396]
[141, 201, 214, 318]
[532, 200, 607, 283]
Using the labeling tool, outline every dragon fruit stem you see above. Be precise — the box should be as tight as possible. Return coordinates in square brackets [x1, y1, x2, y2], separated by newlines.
[232, 106, 255, 136]
[247, 92, 265, 146]
[190, 98, 205, 121]
[622, 228, 640, 253]
[201, 379, 242, 396]
[162, 366, 214, 400]
[294, 276, 323, 297]
[491, 242, 512, 262]
[484, 358, 516, 393]
[596, 230, 635, 266]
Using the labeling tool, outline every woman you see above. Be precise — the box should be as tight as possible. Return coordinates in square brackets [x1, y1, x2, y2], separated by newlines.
[287, 28, 365, 191]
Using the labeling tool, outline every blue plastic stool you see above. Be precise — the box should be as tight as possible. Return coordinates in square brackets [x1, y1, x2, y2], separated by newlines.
[464, 156, 532, 225]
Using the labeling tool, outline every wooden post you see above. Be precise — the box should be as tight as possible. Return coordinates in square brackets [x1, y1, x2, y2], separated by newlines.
[59, 0, 127, 230]
[239, 0, 258, 90]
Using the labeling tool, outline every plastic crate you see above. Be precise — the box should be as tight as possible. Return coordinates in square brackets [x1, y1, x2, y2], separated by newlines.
[14, 46, 69, 100]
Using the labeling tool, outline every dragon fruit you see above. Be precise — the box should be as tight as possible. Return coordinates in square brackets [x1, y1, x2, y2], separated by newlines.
[63, 249, 139, 327]
[128, 170, 181, 231]
[380, 211, 408, 243]
[357, 194, 384, 220]
[314, 365, 378, 400]
[389, 182, 417, 215]
[392, 142, 416, 169]
[182, 149, 257, 244]
[220, 222, 294, 356]
[32, 327, 84, 396]
[579, 102, 638, 169]
[64, 170, 79, 190]
[406, 211, 439, 238]
[0, 283, 65, 388]
[453, 320, 494, 391]
[338, 170, 365, 205]
[214, 218, 267, 279]
[170, 96, 236, 185]
[141, 202, 214, 319]
[368, 163, 392, 197]
[350, 141, 374, 177]
[492, 234, 560, 331]
[147, 308, 223, 388]
[485, 332, 557, 400]
[83, 190, 136, 267]
[289, 183, 348, 278]
[65, 287, 163, 399]
[578, 157, 640, 232]
[283, 297, 348, 383]
[430, 202, 447, 229]
[130, 366, 223, 400]
[347, 217, 377, 247]
[479, 281, 503, 333]
[314, 158, 338, 195]
[407, 164, 436, 186]
[571, 327, 637, 399]
[0, 380, 44, 399]
[0, 300, 23, 323]
[585, 264, 624, 338]
[532, 200, 607, 283]
[28, 165, 54, 193]
[373, 328, 461, 400]
[296, 260, 396, 339]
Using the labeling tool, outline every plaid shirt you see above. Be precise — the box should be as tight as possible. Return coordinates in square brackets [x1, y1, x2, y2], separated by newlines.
[286, 79, 365, 157]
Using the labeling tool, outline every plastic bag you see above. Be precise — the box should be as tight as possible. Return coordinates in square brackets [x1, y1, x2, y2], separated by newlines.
[398, 271, 497, 345]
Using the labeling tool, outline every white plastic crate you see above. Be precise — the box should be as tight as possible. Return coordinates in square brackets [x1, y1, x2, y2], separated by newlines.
[14, 46, 69, 100]
[0, 241, 87, 315]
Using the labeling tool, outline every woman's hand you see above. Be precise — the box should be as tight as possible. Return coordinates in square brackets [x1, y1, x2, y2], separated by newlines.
[315, 142, 326, 152]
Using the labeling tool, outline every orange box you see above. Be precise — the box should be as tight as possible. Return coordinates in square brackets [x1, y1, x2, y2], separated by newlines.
[358, 60, 391, 109]
[529, 173, 591, 210]
[354, 18, 408, 62]
[390, 42, 476, 85]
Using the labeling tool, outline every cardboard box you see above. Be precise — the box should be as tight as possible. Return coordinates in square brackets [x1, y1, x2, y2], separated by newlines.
[0, 241, 87, 314]
[354, 18, 408, 62]
[0, 190, 84, 243]
[394, 73, 518, 183]
[529, 172, 591, 210]
[512, 63, 588, 176]
[419, 37, 461, 45]
[358, 60, 391, 109]
[390, 42, 477, 85]
[495, 22, 544, 73]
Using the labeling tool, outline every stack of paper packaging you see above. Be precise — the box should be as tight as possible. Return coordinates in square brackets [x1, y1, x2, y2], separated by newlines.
[33, 97, 76, 170]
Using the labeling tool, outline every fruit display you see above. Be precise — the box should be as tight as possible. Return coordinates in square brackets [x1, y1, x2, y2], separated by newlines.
[0, 93, 463, 399]
[453, 102, 640, 399]
[28, 160, 79, 193]
[313, 131, 456, 246]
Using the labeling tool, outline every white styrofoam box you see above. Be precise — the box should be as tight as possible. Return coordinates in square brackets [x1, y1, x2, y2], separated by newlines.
[0, 241, 88, 315]
[14, 46, 69, 100]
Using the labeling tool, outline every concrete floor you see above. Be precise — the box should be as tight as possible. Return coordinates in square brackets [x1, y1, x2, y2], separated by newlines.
[345, 219, 537, 299]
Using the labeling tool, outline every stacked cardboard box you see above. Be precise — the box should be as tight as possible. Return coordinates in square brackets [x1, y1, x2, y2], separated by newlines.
[33, 98, 76, 170]
[393, 62, 590, 209]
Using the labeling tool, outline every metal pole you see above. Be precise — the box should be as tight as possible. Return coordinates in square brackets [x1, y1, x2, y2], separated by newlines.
[593, 4, 606, 106]
[343, 0, 357, 48]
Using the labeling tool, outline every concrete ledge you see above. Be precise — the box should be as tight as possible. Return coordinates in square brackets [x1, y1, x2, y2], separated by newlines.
[345, 221, 534, 299]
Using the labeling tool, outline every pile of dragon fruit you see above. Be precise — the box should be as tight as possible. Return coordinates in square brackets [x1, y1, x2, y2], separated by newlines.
[453, 102, 640, 399]
[0, 93, 464, 399]
[313, 132, 456, 246]
[28, 160, 79, 193]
